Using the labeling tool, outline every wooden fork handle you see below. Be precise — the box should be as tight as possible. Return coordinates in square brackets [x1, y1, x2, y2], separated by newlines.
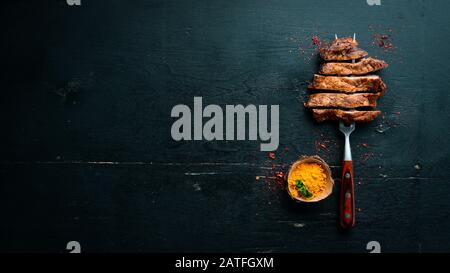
[340, 160, 355, 229]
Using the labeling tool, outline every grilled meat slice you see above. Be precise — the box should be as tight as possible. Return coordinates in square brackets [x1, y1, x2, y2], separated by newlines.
[320, 47, 368, 61]
[312, 109, 381, 123]
[304, 93, 379, 109]
[327, 37, 358, 52]
[319, 57, 389, 75]
[308, 74, 387, 93]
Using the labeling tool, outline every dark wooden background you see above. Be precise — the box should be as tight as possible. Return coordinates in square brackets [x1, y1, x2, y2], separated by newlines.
[1, 0, 450, 253]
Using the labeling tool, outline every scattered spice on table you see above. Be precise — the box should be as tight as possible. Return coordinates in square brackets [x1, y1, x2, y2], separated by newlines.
[360, 143, 369, 148]
[291, 34, 329, 63]
[312, 35, 321, 48]
[268, 152, 276, 160]
[315, 141, 328, 152]
[260, 147, 290, 192]
[369, 25, 396, 53]
[314, 133, 337, 161]
[275, 171, 284, 179]
[361, 152, 374, 163]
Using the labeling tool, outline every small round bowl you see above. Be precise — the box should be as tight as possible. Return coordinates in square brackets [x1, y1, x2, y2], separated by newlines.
[286, 155, 334, 202]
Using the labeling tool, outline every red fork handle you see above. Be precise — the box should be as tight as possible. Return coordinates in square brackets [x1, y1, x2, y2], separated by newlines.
[340, 160, 355, 229]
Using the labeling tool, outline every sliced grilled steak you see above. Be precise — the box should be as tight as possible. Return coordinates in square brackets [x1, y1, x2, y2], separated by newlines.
[319, 57, 389, 75]
[312, 109, 381, 123]
[326, 37, 358, 52]
[308, 74, 387, 93]
[320, 47, 368, 61]
[304, 93, 379, 109]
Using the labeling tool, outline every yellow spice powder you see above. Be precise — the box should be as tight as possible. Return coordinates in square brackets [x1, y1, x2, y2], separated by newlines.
[288, 162, 327, 199]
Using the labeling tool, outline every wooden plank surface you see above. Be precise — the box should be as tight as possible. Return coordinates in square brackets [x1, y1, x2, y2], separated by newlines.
[1, 0, 450, 252]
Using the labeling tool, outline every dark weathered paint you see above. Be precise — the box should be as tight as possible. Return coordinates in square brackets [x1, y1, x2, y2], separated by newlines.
[0, 0, 449, 252]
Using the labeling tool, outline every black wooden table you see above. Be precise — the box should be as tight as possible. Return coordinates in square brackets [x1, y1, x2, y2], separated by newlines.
[1, 0, 450, 253]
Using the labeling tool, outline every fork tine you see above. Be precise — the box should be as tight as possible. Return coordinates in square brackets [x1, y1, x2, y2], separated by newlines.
[349, 123, 355, 132]
[339, 121, 355, 133]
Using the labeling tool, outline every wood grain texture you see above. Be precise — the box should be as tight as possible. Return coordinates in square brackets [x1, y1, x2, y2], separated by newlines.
[0, 0, 450, 252]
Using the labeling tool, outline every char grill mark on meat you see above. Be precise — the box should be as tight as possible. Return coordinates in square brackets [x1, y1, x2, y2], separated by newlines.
[304, 93, 379, 109]
[312, 109, 381, 123]
[308, 74, 387, 93]
[320, 48, 368, 61]
[319, 57, 389, 75]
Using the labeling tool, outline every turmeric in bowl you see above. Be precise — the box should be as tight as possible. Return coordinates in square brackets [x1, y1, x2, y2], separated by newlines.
[287, 156, 333, 202]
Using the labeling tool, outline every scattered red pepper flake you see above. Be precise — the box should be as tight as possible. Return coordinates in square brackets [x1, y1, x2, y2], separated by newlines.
[268, 152, 276, 160]
[261, 148, 290, 192]
[290, 34, 330, 64]
[372, 33, 395, 52]
[315, 140, 332, 154]
[312, 35, 321, 48]
[315, 140, 328, 153]
[273, 171, 285, 189]
[313, 133, 338, 161]
[275, 171, 284, 179]
[361, 152, 374, 163]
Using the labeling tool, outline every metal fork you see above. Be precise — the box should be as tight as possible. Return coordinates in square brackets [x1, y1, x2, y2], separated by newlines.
[339, 121, 356, 229]
[335, 33, 357, 229]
